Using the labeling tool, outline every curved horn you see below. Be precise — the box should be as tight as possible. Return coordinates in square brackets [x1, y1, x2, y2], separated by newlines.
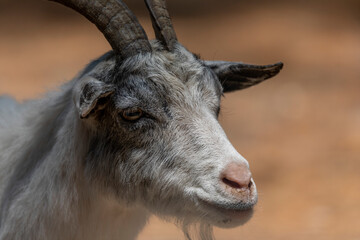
[50, 0, 151, 59]
[145, 0, 177, 51]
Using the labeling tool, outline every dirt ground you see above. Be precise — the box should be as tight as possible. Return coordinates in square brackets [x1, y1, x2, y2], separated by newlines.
[0, 1, 359, 239]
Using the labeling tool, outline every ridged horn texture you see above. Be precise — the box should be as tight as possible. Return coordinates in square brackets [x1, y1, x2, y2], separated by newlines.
[49, 0, 151, 59]
[145, 0, 177, 51]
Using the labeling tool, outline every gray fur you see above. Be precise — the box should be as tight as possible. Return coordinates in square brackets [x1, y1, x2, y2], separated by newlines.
[0, 2, 283, 240]
[0, 42, 262, 240]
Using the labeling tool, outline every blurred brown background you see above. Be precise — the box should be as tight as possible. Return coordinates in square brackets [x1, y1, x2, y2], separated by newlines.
[0, 0, 359, 239]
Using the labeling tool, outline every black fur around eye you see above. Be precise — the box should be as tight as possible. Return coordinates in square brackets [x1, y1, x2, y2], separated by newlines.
[121, 108, 143, 121]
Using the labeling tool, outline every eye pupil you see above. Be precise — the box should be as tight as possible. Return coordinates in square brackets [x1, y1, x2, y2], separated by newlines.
[122, 108, 143, 121]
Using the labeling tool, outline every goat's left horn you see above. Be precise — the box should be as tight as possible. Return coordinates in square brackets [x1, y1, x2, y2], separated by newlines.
[145, 0, 177, 51]
[49, 0, 152, 59]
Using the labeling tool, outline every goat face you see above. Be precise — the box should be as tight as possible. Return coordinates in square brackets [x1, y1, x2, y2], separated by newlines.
[73, 42, 281, 227]
[51, 0, 282, 229]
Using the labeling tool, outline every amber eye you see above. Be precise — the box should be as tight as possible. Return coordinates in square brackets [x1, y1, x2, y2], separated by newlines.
[121, 108, 143, 121]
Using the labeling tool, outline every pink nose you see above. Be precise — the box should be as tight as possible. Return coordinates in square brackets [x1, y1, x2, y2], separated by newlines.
[221, 162, 252, 189]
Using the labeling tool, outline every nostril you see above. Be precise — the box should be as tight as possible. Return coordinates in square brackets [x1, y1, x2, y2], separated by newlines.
[222, 177, 242, 189]
[221, 162, 252, 190]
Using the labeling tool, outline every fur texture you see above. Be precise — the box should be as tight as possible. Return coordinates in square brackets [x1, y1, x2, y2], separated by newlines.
[0, 41, 269, 240]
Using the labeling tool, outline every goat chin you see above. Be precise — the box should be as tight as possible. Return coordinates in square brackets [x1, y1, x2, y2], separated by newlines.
[212, 209, 254, 229]
[178, 216, 252, 240]
[178, 214, 252, 240]
[158, 208, 253, 240]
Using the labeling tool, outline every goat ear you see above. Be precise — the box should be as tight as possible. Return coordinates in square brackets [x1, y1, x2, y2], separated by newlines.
[74, 77, 115, 119]
[204, 61, 283, 93]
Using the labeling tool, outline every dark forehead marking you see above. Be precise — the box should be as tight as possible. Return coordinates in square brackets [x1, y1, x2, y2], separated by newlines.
[117, 75, 155, 94]
[114, 75, 170, 112]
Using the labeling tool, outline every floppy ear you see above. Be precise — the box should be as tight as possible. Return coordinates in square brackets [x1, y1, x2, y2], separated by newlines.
[73, 76, 115, 119]
[204, 61, 283, 93]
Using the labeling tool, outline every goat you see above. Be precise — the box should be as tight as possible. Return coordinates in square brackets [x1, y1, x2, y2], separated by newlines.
[0, 0, 283, 239]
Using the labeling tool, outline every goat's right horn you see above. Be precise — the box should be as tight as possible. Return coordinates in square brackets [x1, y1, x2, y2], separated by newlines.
[145, 0, 177, 51]
[49, 0, 152, 59]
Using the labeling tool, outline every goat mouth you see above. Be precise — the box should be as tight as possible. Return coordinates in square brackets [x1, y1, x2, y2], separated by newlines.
[197, 197, 256, 223]
[197, 198, 255, 227]
[200, 198, 256, 212]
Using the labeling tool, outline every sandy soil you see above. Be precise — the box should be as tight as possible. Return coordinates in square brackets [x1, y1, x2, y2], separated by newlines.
[0, 1, 359, 239]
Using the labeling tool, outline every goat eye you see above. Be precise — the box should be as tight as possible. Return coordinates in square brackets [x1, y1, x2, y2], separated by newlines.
[121, 108, 143, 121]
